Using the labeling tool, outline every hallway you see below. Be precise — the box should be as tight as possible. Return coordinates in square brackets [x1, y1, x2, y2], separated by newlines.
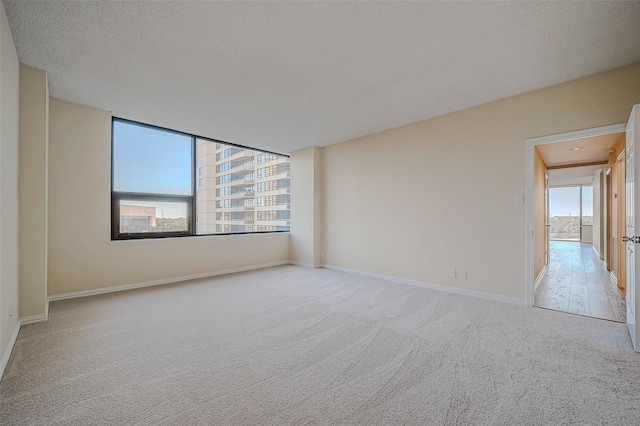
[534, 240, 626, 322]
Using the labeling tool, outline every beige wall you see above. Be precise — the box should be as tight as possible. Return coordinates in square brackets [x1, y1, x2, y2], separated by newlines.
[290, 146, 322, 267]
[322, 63, 640, 300]
[19, 65, 49, 320]
[533, 147, 547, 280]
[0, 1, 20, 365]
[611, 151, 619, 274]
[48, 99, 289, 296]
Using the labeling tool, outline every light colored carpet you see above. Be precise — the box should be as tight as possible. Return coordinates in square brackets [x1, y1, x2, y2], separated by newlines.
[1, 265, 640, 425]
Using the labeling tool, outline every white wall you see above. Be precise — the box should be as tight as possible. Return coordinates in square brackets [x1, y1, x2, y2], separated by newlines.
[290, 146, 322, 267]
[48, 99, 289, 296]
[0, 1, 20, 369]
[19, 65, 49, 320]
[593, 168, 603, 257]
[581, 225, 594, 244]
[322, 63, 640, 301]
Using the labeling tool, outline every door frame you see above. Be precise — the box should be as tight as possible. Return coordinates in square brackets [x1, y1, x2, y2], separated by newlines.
[544, 173, 549, 265]
[606, 166, 612, 270]
[617, 150, 627, 291]
[525, 123, 627, 306]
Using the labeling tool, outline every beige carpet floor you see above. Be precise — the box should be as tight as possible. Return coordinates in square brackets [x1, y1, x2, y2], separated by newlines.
[1, 265, 640, 425]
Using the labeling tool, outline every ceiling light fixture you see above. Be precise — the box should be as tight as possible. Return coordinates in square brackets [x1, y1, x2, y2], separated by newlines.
[569, 147, 583, 151]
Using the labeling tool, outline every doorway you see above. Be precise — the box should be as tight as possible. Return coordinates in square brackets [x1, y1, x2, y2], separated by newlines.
[526, 124, 628, 321]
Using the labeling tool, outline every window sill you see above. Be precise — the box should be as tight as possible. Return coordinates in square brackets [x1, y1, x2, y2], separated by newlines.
[107, 231, 290, 244]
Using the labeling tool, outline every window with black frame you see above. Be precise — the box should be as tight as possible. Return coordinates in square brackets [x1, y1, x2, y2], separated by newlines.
[111, 118, 290, 240]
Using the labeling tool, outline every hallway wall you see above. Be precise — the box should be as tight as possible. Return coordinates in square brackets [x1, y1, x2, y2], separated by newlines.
[534, 147, 547, 279]
[593, 168, 603, 259]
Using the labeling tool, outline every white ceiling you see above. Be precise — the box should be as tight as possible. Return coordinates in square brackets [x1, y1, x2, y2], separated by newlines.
[537, 132, 624, 168]
[548, 165, 603, 187]
[4, 1, 640, 154]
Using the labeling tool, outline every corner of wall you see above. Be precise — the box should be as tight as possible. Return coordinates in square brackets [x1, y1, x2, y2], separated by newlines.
[289, 146, 323, 267]
[0, 320, 20, 382]
[0, 0, 22, 379]
[18, 64, 49, 319]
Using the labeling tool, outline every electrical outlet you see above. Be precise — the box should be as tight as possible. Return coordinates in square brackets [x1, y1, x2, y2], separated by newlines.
[458, 270, 467, 280]
[448, 268, 456, 278]
[9, 305, 14, 318]
[320, 251, 325, 259]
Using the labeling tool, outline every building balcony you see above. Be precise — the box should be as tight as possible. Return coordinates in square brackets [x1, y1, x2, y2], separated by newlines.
[230, 149, 254, 160]
[256, 204, 289, 211]
[257, 187, 290, 195]
[218, 204, 247, 211]
[256, 219, 290, 226]
[222, 190, 254, 199]
[228, 160, 254, 173]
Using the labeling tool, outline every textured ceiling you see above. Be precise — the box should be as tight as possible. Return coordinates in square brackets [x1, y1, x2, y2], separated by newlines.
[4, 1, 640, 154]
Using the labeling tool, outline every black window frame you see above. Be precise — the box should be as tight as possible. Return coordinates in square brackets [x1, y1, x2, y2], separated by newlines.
[111, 117, 290, 240]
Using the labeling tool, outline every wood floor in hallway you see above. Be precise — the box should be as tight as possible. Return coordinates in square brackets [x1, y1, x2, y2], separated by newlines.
[534, 240, 626, 322]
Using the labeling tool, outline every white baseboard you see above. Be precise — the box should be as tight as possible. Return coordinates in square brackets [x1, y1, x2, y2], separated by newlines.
[534, 265, 547, 291]
[323, 265, 526, 305]
[0, 321, 21, 382]
[48, 261, 289, 302]
[592, 245, 603, 260]
[289, 261, 320, 269]
[20, 313, 48, 325]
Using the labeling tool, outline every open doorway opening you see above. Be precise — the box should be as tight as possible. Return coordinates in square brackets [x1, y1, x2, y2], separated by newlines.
[527, 126, 627, 322]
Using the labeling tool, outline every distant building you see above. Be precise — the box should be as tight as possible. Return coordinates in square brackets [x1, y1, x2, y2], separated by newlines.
[196, 140, 290, 234]
[120, 205, 156, 232]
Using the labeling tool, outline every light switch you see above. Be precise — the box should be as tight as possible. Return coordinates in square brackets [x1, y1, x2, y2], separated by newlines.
[515, 195, 524, 205]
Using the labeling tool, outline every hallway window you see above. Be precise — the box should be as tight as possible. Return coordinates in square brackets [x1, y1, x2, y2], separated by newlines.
[549, 185, 592, 241]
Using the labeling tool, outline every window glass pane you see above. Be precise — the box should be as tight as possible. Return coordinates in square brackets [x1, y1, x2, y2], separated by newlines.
[120, 200, 188, 233]
[582, 186, 593, 225]
[195, 138, 290, 235]
[549, 187, 581, 241]
[113, 120, 192, 195]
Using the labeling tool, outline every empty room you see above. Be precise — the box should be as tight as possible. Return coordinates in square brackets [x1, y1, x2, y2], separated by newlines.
[2, 1, 640, 425]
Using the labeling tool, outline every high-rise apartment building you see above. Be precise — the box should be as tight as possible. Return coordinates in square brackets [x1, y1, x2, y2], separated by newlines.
[196, 139, 290, 234]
